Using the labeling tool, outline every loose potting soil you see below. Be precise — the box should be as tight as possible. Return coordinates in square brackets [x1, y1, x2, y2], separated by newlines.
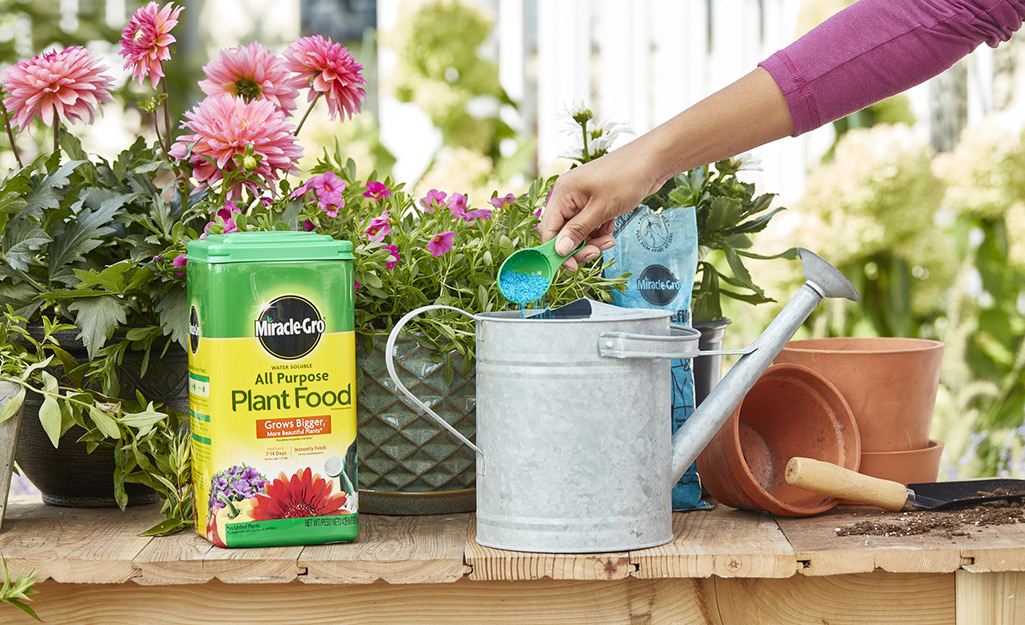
[834, 499, 1025, 539]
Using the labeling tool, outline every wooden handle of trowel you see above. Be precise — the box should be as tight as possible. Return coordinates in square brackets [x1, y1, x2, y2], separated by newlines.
[785, 457, 911, 511]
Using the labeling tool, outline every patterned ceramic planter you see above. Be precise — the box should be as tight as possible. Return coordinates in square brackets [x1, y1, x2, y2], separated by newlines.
[356, 334, 476, 515]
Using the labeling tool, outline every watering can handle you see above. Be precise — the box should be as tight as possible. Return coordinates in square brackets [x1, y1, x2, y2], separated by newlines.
[384, 305, 486, 462]
[598, 325, 757, 360]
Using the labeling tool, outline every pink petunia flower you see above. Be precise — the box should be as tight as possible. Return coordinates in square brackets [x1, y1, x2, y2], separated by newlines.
[446, 192, 467, 219]
[172, 254, 187, 268]
[363, 181, 390, 200]
[426, 231, 455, 257]
[283, 35, 366, 121]
[462, 208, 493, 221]
[0, 47, 115, 130]
[119, 2, 183, 88]
[169, 95, 302, 200]
[199, 42, 300, 114]
[309, 171, 345, 207]
[216, 200, 241, 221]
[303, 219, 315, 231]
[383, 244, 400, 269]
[354, 281, 361, 290]
[420, 189, 447, 213]
[365, 210, 390, 242]
[489, 193, 517, 210]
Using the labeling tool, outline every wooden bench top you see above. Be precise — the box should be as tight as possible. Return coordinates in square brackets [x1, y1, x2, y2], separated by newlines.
[3, 495, 1025, 586]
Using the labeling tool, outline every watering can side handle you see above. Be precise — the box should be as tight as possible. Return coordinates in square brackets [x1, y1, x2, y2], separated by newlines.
[384, 305, 486, 461]
[598, 327, 757, 360]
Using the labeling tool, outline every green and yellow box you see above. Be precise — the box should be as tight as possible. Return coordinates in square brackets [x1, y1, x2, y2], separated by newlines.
[186, 231, 358, 548]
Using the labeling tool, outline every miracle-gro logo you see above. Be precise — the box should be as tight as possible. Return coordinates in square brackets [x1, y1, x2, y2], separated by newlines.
[256, 295, 325, 360]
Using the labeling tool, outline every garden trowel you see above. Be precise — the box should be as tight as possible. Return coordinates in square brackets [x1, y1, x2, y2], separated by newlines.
[786, 456, 1025, 511]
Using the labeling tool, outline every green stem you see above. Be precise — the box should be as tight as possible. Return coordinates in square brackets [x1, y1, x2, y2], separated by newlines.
[160, 78, 173, 154]
[53, 122, 60, 156]
[1, 104, 23, 169]
[580, 120, 589, 162]
[293, 92, 322, 136]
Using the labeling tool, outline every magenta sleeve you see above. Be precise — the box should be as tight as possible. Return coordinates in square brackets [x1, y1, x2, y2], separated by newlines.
[760, 0, 1025, 136]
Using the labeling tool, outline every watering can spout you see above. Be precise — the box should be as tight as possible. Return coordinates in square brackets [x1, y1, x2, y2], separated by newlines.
[669, 248, 858, 485]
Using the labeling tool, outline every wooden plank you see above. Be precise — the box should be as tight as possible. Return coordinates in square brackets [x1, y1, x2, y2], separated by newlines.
[1, 578, 717, 625]
[0, 501, 157, 584]
[715, 572, 955, 625]
[133, 526, 303, 585]
[299, 513, 471, 584]
[465, 516, 635, 581]
[959, 520, 1025, 573]
[956, 571, 1025, 625]
[776, 506, 966, 576]
[632, 506, 799, 579]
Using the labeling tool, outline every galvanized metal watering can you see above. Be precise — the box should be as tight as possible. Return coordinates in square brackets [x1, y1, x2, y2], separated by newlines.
[385, 248, 858, 553]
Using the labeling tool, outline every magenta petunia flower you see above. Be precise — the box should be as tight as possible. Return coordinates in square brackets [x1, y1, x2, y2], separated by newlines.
[172, 254, 187, 268]
[489, 193, 517, 210]
[446, 192, 467, 219]
[283, 35, 366, 121]
[420, 189, 447, 213]
[199, 42, 300, 114]
[321, 201, 341, 218]
[365, 210, 390, 242]
[169, 95, 302, 199]
[309, 171, 345, 207]
[462, 207, 493, 221]
[119, 2, 182, 88]
[0, 47, 114, 130]
[383, 244, 400, 269]
[363, 181, 390, 200]
[426, 231, 455, 257]
[303, 219, 315, 231]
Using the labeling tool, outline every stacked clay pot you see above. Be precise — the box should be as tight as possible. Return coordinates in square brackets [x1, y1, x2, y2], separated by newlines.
[774, 338, 946, 489]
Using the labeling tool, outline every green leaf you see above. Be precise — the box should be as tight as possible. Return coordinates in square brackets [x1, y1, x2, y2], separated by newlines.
[119, 403, 167, 435]
[39, 395, 62, 447]
[0, 387, 25, 424]
[89, 406, 121, 439]
[24, 159, 85, 213]
[723, 247, 761, 294]
[1, 220, 52, 272]
[40, 371, 58, 394]
[155, 286, 188, 349]
[68, 296, 130, 358]
[139, 518, 190, 537]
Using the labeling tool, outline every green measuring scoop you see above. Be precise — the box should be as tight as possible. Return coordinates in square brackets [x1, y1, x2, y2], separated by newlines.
[498, 238, 586, 304]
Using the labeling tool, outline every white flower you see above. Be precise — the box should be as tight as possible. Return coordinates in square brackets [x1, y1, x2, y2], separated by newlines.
[731, 151, 763, 171]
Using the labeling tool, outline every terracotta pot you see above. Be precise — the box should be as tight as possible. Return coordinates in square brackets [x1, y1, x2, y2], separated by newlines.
[859, 439, 945, 485]
[697, 364, 860, 517]
[774, 337, 944, 453]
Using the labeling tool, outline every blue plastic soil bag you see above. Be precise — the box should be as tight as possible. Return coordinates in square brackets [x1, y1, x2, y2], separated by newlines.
[605, 204, 711, 511]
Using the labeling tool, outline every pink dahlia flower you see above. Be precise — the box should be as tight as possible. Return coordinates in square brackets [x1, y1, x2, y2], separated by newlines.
[0, 46, 114, 130]
[283, 35, 366, 120]
[169, 95, 302, 200]
[363, 181, 390, 199]
[199, 42, 300, 114]
[119, 2, 182, 88]
[426, 231, 455, 257]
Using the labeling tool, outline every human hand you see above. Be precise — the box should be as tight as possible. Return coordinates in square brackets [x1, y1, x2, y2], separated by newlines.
[539, 148, 662, 271]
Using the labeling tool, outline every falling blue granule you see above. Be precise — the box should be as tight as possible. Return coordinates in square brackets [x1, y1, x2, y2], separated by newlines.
[500, 270, 549, 304]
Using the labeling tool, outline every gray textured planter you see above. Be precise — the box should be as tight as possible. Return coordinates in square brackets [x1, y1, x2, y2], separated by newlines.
[356, 334, 476, 515]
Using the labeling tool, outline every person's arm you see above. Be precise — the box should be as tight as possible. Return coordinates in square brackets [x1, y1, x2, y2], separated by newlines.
[542, 0, 1025, 269]
[540, 67, 792, 266]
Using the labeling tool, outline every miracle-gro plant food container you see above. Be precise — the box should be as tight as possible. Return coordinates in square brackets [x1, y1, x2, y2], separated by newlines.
[388, 249, 861, 553]
[187, 231, 359, 548]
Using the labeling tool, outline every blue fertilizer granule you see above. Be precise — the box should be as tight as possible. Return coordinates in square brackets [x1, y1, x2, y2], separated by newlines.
[500, 270, 549, 304]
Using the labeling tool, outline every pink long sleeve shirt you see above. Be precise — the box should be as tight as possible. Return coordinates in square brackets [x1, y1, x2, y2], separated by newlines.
[760, 0, 1025, 136]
